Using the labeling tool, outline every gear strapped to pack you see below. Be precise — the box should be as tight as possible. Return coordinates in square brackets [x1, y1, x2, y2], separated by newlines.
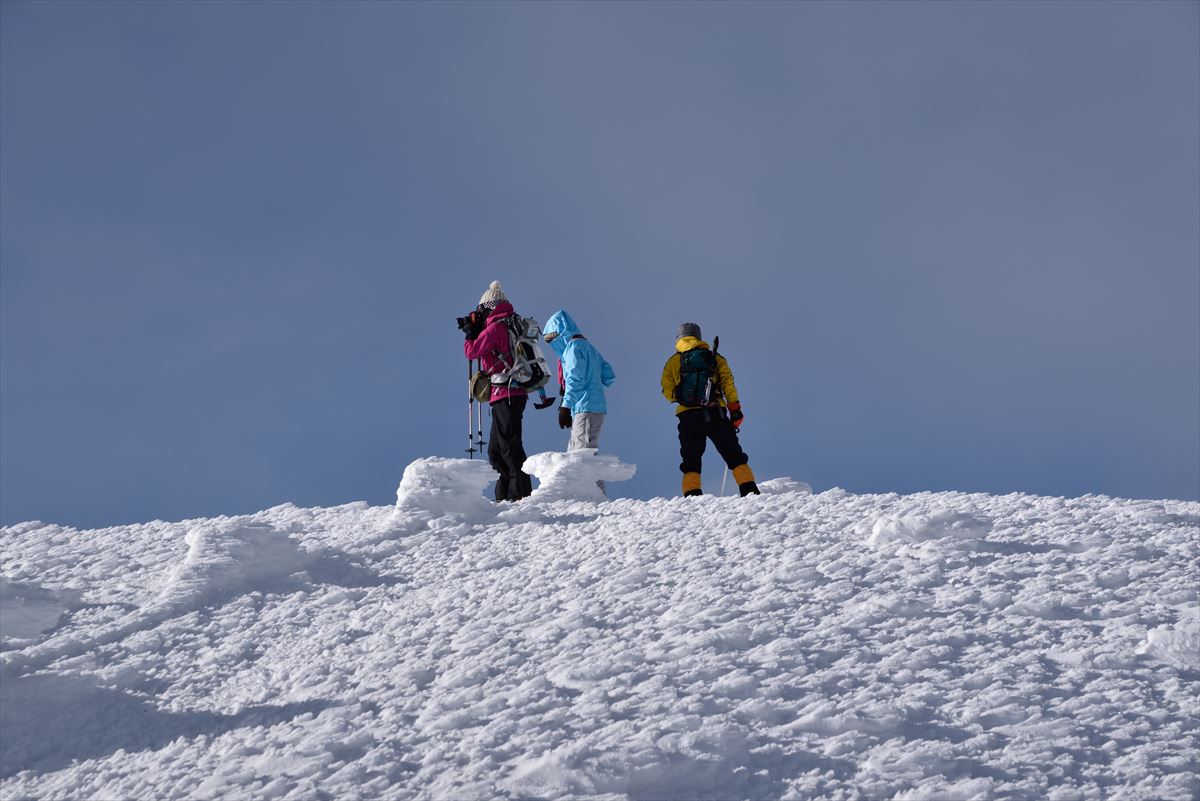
[489, 314, 552, 393]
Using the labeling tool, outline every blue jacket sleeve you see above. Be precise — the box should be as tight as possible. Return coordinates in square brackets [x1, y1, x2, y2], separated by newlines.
[560, 342, 587, 410]
[601, 355, 615, 387]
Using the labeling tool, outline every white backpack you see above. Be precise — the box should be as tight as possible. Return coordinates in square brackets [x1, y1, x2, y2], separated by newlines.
[489, 315, 551, 392]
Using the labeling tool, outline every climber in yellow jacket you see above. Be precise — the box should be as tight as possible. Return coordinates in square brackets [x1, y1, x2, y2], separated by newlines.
[660, 323, 760, 497]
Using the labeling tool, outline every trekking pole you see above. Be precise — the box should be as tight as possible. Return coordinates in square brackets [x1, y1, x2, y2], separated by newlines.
[472, 362, 482, 455]
[721, 466, 729, 497]
[467, 359, 476, 458]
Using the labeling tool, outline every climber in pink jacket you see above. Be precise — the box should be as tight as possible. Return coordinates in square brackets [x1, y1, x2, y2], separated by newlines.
[461, 281, 531, 501]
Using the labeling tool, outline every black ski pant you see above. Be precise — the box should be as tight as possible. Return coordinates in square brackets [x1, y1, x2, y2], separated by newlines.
[677, 408, 749, 475]
[489, 394, 532, 501]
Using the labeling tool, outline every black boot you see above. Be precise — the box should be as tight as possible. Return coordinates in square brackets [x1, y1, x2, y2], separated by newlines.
[738, 481, 760, 497]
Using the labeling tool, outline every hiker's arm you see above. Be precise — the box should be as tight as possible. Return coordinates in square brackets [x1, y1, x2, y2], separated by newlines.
[464, 322, 499, 360]
[717, 355, 739, 405]
[561, 343, 586, 410]
[660, 355, 679, 402]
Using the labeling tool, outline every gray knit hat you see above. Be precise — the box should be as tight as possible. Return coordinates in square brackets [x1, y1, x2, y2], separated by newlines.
[677, 322, 701, 340]
[478, 280, 509, 309]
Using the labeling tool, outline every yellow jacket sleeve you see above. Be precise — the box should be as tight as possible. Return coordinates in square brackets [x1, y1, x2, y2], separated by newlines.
[661, 353, 680, 402]
[716, 354, 739, 405]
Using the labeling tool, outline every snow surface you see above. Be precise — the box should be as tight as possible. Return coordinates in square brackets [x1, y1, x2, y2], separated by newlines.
[1, 454, 1198, 800]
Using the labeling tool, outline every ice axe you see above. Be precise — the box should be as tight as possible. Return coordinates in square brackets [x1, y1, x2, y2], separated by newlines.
[490, 345, 556, 410]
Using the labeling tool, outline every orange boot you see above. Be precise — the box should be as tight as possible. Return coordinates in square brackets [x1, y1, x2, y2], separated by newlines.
[732, 464, 760, 496]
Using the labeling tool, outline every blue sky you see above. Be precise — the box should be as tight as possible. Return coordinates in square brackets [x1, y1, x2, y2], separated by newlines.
[2, 1, 1197, 528]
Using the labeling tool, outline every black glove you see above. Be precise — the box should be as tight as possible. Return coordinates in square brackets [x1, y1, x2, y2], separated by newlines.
[728, 401, 744, 429]
[459, 309, 486, 340]
[558, 405, 572, 430]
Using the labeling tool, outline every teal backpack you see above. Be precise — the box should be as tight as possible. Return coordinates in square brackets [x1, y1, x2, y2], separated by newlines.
[675, 338, 720, 406]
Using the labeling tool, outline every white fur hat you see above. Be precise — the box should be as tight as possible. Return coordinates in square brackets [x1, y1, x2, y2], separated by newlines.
[478, 280, 509, 309]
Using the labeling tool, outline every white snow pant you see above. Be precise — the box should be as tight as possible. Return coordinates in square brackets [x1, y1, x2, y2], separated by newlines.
[567, 412, 606, 451]
[568, 412, 607, 496]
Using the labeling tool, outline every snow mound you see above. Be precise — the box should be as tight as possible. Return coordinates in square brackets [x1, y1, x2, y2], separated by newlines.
[2, 520, 316, 676]
[395, 457, 499, 518]
[0, 580, 72, 646]
[155, 522, 314, 610]
[1138, 608, 1200, 671]
[523, 450, 636, 502]
[864, 508, 993, 548]
[757, 478, 812, 496]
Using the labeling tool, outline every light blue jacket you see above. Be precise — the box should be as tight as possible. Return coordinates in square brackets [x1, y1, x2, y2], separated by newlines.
[543, 310, 615, 414]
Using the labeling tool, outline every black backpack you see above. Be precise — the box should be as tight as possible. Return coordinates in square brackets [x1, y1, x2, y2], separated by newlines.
[675, 346, 719, 406]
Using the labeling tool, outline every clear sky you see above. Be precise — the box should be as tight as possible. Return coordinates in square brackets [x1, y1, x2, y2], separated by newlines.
[2, 0, 1197, 529]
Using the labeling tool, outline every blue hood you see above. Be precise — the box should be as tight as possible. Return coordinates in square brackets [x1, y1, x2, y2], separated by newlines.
[542, 308, 615, 414]
[543, 309, 581, 357]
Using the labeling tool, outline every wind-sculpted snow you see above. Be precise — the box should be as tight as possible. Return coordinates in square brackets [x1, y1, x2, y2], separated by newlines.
[396, 453, 637, 512]
[0, 467, 1197, 800]
[523, 449, 636, 503]
[396, 457, 500, 519]
[1, 520, 317, 678]
[1138, 608, 1200, 673]
[0, 579, 73, 644]
[757, 478, 813, 496]
[863, 508, 994, 548]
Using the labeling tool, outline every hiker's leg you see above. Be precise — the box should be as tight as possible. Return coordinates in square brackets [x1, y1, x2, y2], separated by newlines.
[708, 414, 758, 496]
[505, 395, 531, 499]
[569, 412, 605, 451]
[487, 402, 510, 501]
[492, 395, 531, 500]
[569, 412, 608, 495]
[677, 409, 706, 496]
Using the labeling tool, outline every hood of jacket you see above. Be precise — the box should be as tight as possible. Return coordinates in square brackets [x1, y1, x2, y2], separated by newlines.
[486, 301, 516, 323]
[674, 336, 710, 353]
[544, 309, 581, 357]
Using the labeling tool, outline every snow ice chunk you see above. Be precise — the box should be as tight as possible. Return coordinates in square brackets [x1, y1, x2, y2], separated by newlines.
[522, 450, 635, 503]
[1137, 608, 1200, 671]
[865, 509, 993, 548]
[395, 457, 499, 519]
[757, 477, 813, 496]
[0, 579, 70, 644]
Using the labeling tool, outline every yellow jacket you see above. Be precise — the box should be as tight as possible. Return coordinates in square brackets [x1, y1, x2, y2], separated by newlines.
[661, 336, 739, 415]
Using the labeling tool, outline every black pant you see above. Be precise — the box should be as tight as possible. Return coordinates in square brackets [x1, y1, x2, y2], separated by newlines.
[489, 395, 532, 501]
[677, 408, 749, 475]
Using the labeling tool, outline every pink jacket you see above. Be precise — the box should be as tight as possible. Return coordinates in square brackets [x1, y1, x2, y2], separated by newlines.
[464, 301, 527, 403]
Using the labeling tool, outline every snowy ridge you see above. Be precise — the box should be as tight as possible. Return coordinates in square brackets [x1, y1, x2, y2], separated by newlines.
[1, 456, 1198, 800]
[2, 520, 318, 678]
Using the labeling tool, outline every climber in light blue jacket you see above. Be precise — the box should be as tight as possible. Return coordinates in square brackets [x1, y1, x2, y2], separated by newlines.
[542, 309, 615, 451]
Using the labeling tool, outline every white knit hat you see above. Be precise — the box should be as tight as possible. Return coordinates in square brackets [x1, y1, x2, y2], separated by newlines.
[478, 280, 509, 309]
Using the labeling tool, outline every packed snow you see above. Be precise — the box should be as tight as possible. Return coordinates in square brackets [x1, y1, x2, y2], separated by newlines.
[1, 453, 1197, 800]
